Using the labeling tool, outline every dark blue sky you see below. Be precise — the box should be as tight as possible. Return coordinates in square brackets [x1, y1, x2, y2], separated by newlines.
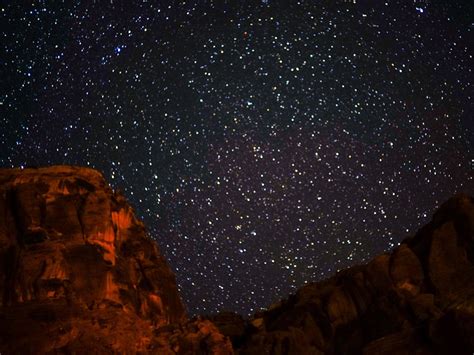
[1, 0, 472, 315]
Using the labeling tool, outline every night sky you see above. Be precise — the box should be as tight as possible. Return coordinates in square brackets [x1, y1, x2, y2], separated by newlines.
[1, 1, 473, 316]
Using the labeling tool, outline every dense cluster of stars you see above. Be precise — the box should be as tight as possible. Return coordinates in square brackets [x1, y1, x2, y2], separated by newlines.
[1, 1, 472, 315]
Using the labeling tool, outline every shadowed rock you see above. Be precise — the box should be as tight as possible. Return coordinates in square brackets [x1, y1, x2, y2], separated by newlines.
[213, 194, 474, 354]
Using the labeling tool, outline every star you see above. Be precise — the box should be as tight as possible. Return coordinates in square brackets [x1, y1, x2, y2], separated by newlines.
[1, 0, 472, 316]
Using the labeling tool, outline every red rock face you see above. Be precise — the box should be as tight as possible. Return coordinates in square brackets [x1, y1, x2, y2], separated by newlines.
[0, 166, 191, 352]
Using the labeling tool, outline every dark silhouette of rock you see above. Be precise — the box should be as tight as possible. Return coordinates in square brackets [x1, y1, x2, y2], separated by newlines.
[206, 312, 249, 347]
[0, 166, 472, 354]
[222, 193, 474, 354]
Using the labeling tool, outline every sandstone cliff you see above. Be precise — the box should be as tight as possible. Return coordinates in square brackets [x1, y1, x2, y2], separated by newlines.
[0, 166, 472, 354]
[0, 166, 231, 353]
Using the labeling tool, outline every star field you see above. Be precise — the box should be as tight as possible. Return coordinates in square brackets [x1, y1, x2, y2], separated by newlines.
[1, 1, 473, 316]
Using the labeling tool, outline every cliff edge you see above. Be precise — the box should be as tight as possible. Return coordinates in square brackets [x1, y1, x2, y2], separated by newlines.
[213, 194, 474, 354]
[0, 166, 231, 353]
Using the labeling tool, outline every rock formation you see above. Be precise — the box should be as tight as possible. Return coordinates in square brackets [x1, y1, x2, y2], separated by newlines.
[0, 166, 472, 354]
[0, 166, 231, 354]
[212, 194, 474, 354]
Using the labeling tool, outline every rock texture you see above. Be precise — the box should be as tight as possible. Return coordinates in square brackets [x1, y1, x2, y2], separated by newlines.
[0, 166, 231, 354]
[0, 166, 472, 354]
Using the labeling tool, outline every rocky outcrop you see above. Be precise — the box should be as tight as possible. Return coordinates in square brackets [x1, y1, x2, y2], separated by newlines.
[0, 166, 231, 353]
[153, 318, 233, 354]
[213, 194, 474, 354]
[0, 166, 472, 354]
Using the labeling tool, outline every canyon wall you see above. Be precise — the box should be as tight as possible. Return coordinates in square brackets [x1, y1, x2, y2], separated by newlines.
[0, 166, 472, 354]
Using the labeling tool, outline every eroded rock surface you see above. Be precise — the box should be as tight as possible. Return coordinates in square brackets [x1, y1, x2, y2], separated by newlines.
[0, 166, 210, 353]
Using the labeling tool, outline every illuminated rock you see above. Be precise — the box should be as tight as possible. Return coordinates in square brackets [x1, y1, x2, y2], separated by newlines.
[0, 166, 188, 353]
